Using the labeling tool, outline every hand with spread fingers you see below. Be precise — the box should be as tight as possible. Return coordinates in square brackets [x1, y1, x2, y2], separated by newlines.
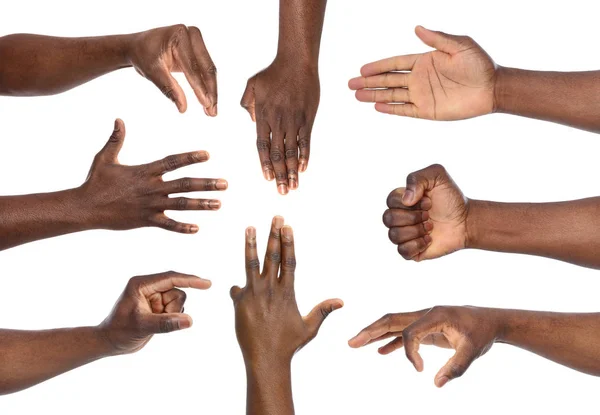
[0, 118, 227, 251]
[0, 25, 217, 115]
[230, 216, 343, 415]
[349, 25, 496, 120]
[383, 164, 468, 261]
[349, 306, 600, 387]
[0, 271, 210, 395]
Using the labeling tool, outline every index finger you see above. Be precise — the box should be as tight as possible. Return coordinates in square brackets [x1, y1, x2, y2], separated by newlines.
[172, 27, 212, 109]
[386, 187, 432, 211]
[189, 26, 218, 116]
[263, 216, 284, 282]
[402, 312, 443, 372]
[360, 54, 421, 77]
[280, 225, 296, 286]
[348, 310, 428, 348]
[147, 150, 210, 176]
[245, 226, 260, 284]
[133, 271, 212, 296]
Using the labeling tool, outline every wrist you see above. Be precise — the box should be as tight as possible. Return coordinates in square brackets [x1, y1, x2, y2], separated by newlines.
[273, 50, 319, 72]
[493, 66, 519, 114]
[464, 199, 485, 249]
[245, 354, 292, 378]
[88, 326, 120, 358]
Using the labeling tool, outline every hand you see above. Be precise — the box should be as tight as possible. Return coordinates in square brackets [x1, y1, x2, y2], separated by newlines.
[349, 26, 496, 120]
[383, 164, 468, 261]
[79, 119, 227, 233]
[128, 24, 217, 116]
[240, 60, 320, 194]
[230, 216, 343, 364]
[98, 271, 211, 354]
[348, 306, 501, 387]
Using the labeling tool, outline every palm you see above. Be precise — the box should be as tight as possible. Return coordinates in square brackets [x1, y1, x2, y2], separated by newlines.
[409, 48, 496, 120]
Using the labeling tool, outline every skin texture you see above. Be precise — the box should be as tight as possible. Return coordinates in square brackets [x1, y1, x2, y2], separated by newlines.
[0, 271, 210, 395]
[0, 25, 217, 115]
[349, 26, 600, 133]
[349, 306, 600, 387]
[383, 164, 600, 269]
[0, 119, 227, 251]
[240, 0, 327, 195]
[230, 216, 343, 415]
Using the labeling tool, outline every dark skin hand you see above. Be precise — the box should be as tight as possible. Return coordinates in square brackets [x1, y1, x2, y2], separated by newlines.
[0, 24, 217, 115]
[241, 0, 327, 195]
[382, 163, 600, 269]
[349, 26, 600, 133]
[230, 216, 343, 415]
[349, 306, 600, 387]
[0, 119, 227, 251]
[0, 271, 210, 395]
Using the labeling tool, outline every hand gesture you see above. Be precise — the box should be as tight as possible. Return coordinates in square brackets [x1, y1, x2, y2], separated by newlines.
[230, 216, 343, 363]
[99, 271, 211, 354]
[129, 24, 218, 115]
[349, 26, 496, 120]
[80, 119, 227, 233]
[383, 164, 468, 261]
[240, 61, 320, 194]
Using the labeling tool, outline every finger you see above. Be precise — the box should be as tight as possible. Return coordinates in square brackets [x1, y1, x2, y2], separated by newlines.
[142, 312, 194, 334]
[271, 130, 288, 195]
[386, 187, 433, 210]
[284, 128, 299, 190]
[146, 67, 188, 113]
[245, 227, 260, 283]
[256, 121, 274, 181]
[162, 288, 187, 313]
[375, 103, 419, 118]
[383, 209, 429, 228]
[355, 88, 410, 103]
[147, 150, 210, 176]
[415, 25, 466, 55]
[388, 223, 433, 245]
[263, 216, 284, 281]
[403, 313, 443, 372]
[189, 26, 218, 115]
[298, 124, 312, 173]
[378, 337, 404, 355]
[348, 73, 409, 90]
[162, 197, 221, 211]
[434, 344, 477, 387]
[397, 236, 432, 260]
[348, 311, 427, 348]
[230, 285, 242, 301]
[241, 76, 256, 121]
[360, 54, 420, 77]
[402, 164, 449, 206]
[148, 213, 199, 234]
[280, 225, 296, 286]
[171, 27, 212, 109]
[98, 119, 126, 162]
[305, 299, 344, 337]
[162, 178, 228, 194]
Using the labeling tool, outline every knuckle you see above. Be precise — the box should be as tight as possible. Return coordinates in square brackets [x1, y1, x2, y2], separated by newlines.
[283, 256, 296, 270]
[268, 252, 281, 263]
[382, 210, 393, 226]
[285, 148, 297, 160]
[256, 138, 270, 152]
[171, 24, 188, 38]
[163, 155, 179, 172]
[204, 64, 217, 75]
[179, 178, 192, 191]
[297, 136, 310, 149]
[159, 318, 176, 333]
[176, 197, 188, 210]
[270, 146, 284, 162]
[178, 290, 187, 302]
[161, 85, 176, 101]
[205, 179, 217, 191]
[246, 258, 260, 270]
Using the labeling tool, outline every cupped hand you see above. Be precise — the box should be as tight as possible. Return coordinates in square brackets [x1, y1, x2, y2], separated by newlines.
[382, 164, 468, 261]
[240, 60, 320, 194]
[98, 271, 212, 354]
[79, 119, 227, 233]
[230, 216, 343, 363]
[129, 24, 218, 115]
[349, 26, 496, 120]
[349, 306, 501, 387]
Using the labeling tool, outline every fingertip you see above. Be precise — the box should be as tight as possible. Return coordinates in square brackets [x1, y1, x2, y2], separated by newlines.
[189, 225, 199, 233]
[424, 234, 433, 244]
[402, 189, 415, 205]
[273, 215, 285, 227]
[435, 376, 449, 388]
[197, 150, 210, 161]
[348, 333, 367, 348]
[246, 226, 256, 239]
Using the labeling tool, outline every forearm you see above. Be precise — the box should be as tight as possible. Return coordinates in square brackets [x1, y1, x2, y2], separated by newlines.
[466, 198, 600, 269]
[276, 0, 327, 65]
[0, 326, 113, 395]
[0, 33, 133, 96]
[246, 359, 294, 415]
[495, 309, 600, 376]
[494, 67, 600, 133]
[0, 187, 93, 251]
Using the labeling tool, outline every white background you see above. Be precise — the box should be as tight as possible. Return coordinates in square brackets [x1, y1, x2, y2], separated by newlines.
[1, 0, 599, 413]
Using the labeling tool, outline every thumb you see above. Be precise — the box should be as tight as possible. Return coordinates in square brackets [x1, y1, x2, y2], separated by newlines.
[240, 76, 256, 122]
[98, 119, 126, 162]
[143, 313, 194, 334]
[434, 345, 476, 387]
[305, 298, 344, 336]
[402, 164, 447, 206]
[415, 25, 465, 55]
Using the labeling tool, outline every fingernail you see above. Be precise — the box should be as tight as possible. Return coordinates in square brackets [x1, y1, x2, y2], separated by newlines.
[281, 225, 293, 240]
[246, 227, 256, 238]
[278, 184, 289, 195]
[424, 235, 433, 244]
[436, 376, 449, 388]
[190, 225, 199, 233]
[402, 190, 414, 204]
[216, 179, 228, 190]
[212, 104, 218, 116]
[178, 317, 193, 330]
[196, 151, 210, 161]
[424, 222, 434, 232]
[273, 216, 284, 228]
[299, 160, 307, 172]
[209, 200, 221, 210]
[203, 107, 209, 116]
[264, 170, 275, 181]
[289, 177, 298, 190]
